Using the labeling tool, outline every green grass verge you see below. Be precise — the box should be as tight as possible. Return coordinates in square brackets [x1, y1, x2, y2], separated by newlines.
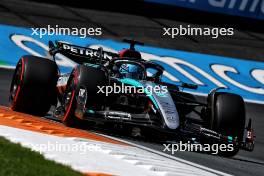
[0, 60, 7, 66]
[0, 136, 83, 176]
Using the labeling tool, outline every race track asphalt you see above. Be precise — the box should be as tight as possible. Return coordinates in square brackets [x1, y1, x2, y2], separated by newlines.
[0, 0, 264, 175]
[1, 68, 264, 176]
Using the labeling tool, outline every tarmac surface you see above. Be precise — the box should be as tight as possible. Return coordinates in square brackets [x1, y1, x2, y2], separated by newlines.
[0, 0, 264, 175]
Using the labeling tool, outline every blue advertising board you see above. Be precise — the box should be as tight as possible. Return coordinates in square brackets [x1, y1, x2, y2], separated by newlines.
[145, 0, 264, 20]
[0, 24, 264, 103]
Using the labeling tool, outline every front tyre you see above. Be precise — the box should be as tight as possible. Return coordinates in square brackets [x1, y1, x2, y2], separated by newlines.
[62, 65, 108, 127]
[210, 93, 245, 157]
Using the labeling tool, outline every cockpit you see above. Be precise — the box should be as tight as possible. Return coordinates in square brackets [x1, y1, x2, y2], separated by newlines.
[109, 57, 164, 83]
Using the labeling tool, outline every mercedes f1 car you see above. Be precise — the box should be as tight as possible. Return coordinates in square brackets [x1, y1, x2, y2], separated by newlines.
[9, 39, 255, 156]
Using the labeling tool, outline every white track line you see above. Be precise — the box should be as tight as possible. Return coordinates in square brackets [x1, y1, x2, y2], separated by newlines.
[0, 125, 232, 176]
[94, 132, 233, 176]
[0, 65, 15, 69]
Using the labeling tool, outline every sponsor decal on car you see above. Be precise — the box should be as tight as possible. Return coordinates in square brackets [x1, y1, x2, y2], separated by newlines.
[59, 42, 115, 60]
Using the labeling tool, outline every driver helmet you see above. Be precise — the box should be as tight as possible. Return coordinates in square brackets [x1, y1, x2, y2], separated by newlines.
[119, 63, 144, 80]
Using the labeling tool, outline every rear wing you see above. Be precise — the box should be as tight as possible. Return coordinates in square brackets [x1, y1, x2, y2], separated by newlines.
[49, 41, 119, 65]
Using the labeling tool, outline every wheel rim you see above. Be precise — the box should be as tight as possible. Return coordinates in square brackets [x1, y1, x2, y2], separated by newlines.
[64, 77, 75, 110]
[10, 59, 24, 107]
[62, 75, 76, 122]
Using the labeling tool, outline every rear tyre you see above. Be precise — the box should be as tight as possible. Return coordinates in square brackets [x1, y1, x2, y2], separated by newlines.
[10, 56, 58, 116]
[210, 93, 245, 157]
[62, 65, 108, 127]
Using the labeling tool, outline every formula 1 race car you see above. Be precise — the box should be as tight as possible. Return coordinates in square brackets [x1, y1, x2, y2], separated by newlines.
[9, 39, 255, 156]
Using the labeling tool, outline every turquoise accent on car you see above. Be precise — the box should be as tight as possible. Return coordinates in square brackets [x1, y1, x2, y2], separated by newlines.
[227, 136, 233, 143]
[119, 78, 143, 87]
[84, 63, 100, 68]
[87, 109, 95, 114]
[118, 78, 159, 109]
